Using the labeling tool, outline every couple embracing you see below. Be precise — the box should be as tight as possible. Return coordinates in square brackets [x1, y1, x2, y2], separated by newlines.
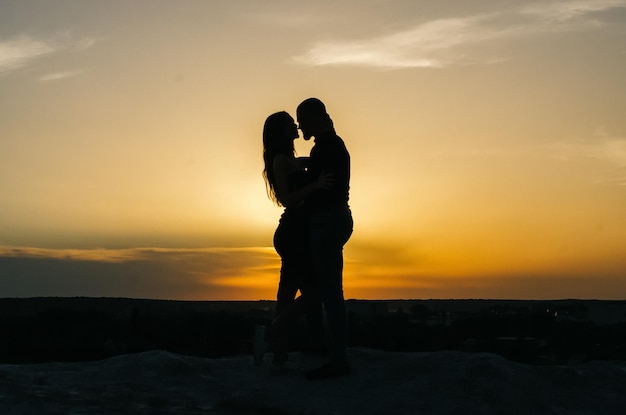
[257, 98, 353, 380]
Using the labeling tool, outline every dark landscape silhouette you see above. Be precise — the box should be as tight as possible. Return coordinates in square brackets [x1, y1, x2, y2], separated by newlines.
[1, 297, 625, 365]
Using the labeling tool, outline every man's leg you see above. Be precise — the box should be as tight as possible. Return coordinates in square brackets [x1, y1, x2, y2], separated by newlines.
[306, 209, 353, 379]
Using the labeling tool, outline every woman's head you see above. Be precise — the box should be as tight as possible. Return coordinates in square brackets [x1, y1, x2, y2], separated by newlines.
[262, 111, 299, 205]
[263, 111, 298, 154]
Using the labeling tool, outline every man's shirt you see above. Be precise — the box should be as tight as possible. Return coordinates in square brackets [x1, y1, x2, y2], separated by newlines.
[306, 130, 350, 210]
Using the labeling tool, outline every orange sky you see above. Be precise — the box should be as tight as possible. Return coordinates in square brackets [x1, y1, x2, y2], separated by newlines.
[1, 1, 626, 300]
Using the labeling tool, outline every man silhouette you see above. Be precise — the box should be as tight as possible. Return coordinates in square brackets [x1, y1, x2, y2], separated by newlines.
[297, 98, 353, 379]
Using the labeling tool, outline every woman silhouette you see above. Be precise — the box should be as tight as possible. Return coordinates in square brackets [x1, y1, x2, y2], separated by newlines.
[257, 111, 332, 366]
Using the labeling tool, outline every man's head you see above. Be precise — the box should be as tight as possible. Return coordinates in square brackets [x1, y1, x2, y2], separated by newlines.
[297, 98, 329, 141]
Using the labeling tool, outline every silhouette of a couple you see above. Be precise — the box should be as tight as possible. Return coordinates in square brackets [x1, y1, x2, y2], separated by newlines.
[256, 98, 353, 380]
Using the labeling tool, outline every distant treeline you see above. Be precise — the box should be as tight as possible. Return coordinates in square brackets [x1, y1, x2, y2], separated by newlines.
[0, 297, 624, 365]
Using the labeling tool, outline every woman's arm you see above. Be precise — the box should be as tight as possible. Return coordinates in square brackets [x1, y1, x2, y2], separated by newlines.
[273, 154, 333, 208]
[295, 156, 310, 170]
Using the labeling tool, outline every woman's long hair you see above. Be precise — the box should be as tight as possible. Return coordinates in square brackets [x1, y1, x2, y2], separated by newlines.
[262, 111, 295, 206]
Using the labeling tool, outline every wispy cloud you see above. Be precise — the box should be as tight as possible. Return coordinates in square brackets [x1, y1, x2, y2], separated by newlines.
[294, 17, 471, 69]
[521, 0, 626, 22]
[293, 0, 626, 69]
[551, 126, 626, 166]
[419, 124, 626, 188]
[0, 34, 95, 76]
[0, 36, 57, 74]
[39, 69, 84, 82]
[548, 126, 626, 186]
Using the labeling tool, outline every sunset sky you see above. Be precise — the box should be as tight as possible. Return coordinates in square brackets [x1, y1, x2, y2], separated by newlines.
[1, 0, 626, 301]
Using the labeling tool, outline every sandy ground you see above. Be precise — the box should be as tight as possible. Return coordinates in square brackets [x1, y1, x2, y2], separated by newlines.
[1, 348, 625, 414]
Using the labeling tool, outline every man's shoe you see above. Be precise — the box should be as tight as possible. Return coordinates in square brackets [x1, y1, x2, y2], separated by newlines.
[305, 360, 351, 380]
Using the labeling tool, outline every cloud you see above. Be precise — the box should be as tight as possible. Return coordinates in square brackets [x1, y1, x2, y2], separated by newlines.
[292, 15, 498, 69]
[74, 37, 96, 51]
[520, 0, 626, 22]
[292, 0, 626, 69]
[39, 69, 84, 82]
[0, 36, 57, 73]
[0, 246, 141, 263]
[0, 246, 279, 300]
[0, 34, 96, 75]
[547, 127, 626, 186]
[422, 126, 626, 187]
[551, 130, 626, 166]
